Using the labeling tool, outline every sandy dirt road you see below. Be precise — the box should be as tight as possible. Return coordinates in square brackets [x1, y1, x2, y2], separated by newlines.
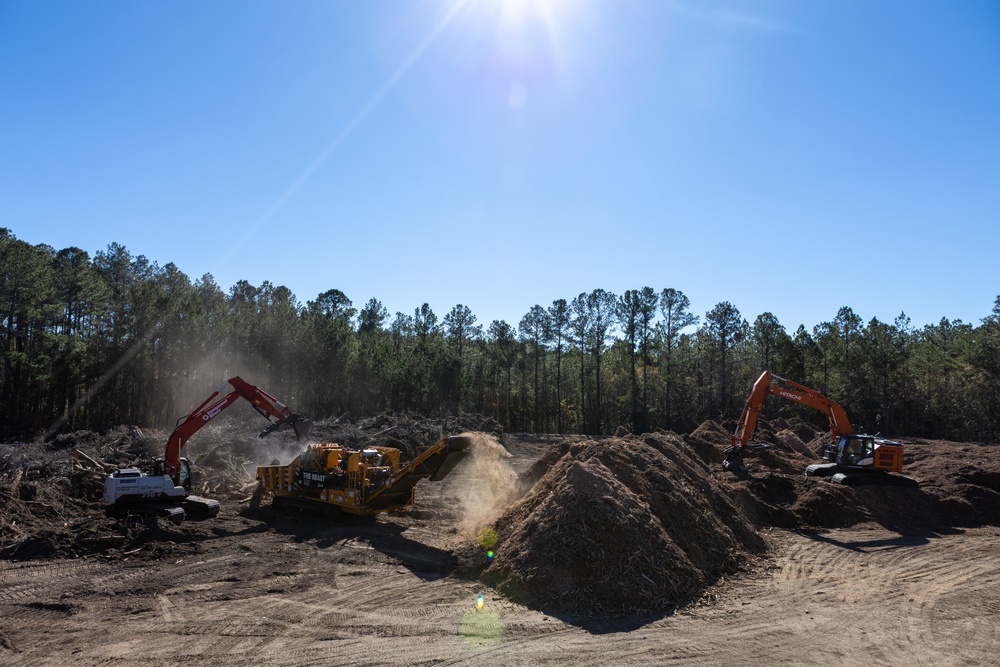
[1, 436, 999, 666]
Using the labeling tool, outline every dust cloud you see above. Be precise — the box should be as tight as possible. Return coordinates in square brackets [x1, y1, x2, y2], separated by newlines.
[185, 421, 305, 487]
[252, 430, 306, 468]
[452, 432, 520, 538]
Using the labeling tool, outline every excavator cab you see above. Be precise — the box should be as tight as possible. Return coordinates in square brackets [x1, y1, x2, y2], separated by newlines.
[153, 458, 193, 491]
[835, 436, 875, 467]
[827, 435, 903, 473]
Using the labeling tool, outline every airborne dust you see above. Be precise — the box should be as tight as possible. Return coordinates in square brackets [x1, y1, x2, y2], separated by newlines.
[451, 432, 520, 539]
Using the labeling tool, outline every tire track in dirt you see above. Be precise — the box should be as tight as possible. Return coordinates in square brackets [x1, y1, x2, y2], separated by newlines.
[10, 528, 997, 667]
[100, 555, 498, 666]
[729, 529, 1000, 667]
[0, 560, 102, 602]
[895, 532, 1000, 667]
[433, 626, 580, 667]
[0, 559, 151, 603]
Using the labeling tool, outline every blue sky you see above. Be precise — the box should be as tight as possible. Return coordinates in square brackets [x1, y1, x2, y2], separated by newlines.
[2, 0, 998, 333]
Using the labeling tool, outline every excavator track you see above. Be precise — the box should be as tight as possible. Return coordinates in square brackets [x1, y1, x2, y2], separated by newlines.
[107, 501, 186, 524]
[182, 495, 221, 519]
[830, 471, 920, 488]
[106, 496, 219, 523]
[806, 462, 919, 487]
[805, 463, 839, 477]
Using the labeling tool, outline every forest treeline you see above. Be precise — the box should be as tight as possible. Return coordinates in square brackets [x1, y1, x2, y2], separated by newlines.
[2, 227, 999, 443]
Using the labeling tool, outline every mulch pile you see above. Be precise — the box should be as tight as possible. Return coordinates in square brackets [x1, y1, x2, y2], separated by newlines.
[480, 432, 765, 616]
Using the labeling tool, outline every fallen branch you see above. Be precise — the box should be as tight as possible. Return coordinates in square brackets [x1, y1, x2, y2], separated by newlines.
[72, 449, 114, 472]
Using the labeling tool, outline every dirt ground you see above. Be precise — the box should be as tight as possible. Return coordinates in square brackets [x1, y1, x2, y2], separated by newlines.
[2, 424, 1000, 666]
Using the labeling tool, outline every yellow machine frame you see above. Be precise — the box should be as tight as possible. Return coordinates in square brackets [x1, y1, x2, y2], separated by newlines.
[256, 436, 470, 516]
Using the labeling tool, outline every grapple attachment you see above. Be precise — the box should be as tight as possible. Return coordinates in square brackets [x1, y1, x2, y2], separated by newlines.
[723, 442, 771, 479]
[259, 413, 313, 442]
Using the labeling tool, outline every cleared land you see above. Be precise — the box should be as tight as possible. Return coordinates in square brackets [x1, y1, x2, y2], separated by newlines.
[1, 418, 999, 666]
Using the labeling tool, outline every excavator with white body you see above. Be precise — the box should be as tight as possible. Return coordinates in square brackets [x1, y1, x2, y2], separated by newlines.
[725, 370, 917, 487]
[104, 377, 311, 522]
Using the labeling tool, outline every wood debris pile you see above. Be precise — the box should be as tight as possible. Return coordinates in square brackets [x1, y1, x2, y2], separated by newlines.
[0, 426, 163, 558]
[307, 411, 504, 460]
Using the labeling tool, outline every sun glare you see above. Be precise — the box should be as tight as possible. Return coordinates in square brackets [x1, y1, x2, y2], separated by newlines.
[487, 0, 574, 35]
[458, 0, 587, 110]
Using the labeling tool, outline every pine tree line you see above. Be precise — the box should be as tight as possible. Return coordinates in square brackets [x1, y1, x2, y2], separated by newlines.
[2, 228, 999, 443]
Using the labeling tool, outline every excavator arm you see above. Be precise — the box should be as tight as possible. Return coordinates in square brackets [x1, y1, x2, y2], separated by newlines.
[163, 376, 311, 486]
[731, 371, 854, 448]
[725, 370, 854, 476]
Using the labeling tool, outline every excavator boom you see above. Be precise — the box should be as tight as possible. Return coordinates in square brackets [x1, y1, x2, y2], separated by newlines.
[730, 371, 854, 450]
[163, 376, 311, 486]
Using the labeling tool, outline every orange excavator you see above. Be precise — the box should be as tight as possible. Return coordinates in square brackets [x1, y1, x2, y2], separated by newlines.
[724, 371, 917, 487]
[104, 377, 311, 522]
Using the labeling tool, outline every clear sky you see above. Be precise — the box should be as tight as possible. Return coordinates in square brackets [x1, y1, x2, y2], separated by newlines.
[2, 0, 998, 334]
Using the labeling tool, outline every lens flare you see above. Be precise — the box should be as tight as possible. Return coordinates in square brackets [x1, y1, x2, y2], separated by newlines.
[478, 526, 498, 548]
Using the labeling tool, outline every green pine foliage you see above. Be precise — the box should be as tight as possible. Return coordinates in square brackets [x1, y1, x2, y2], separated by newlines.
[1, 227, 998, 443]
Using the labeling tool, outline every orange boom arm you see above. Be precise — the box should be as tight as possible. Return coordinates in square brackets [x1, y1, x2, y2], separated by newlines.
[730, 370, 855, 451]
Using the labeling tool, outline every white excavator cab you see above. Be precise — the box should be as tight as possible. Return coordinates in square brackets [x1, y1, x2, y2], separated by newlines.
[152, 458, 192, 491]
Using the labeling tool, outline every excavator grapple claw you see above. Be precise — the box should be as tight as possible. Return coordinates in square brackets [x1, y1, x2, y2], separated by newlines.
[260, 413, 313, 442]
[722, 453, 750, 479]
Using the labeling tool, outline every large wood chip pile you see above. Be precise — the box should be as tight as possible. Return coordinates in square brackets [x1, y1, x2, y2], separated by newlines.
[482, 432, 765, 616]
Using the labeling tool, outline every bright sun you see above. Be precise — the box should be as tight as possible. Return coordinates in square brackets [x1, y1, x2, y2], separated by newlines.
[455, 0, 588, 109]
[488, 0, 573, 29]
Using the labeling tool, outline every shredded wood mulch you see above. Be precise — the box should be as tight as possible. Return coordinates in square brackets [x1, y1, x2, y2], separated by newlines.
[480, 432, 764, 616]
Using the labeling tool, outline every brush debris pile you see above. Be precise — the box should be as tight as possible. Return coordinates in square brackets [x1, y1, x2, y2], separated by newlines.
[308, 412, 503, 460]
[481, 432, 765, 616]
[0, 426, 160, 559]
[0, 413, 501, 560]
